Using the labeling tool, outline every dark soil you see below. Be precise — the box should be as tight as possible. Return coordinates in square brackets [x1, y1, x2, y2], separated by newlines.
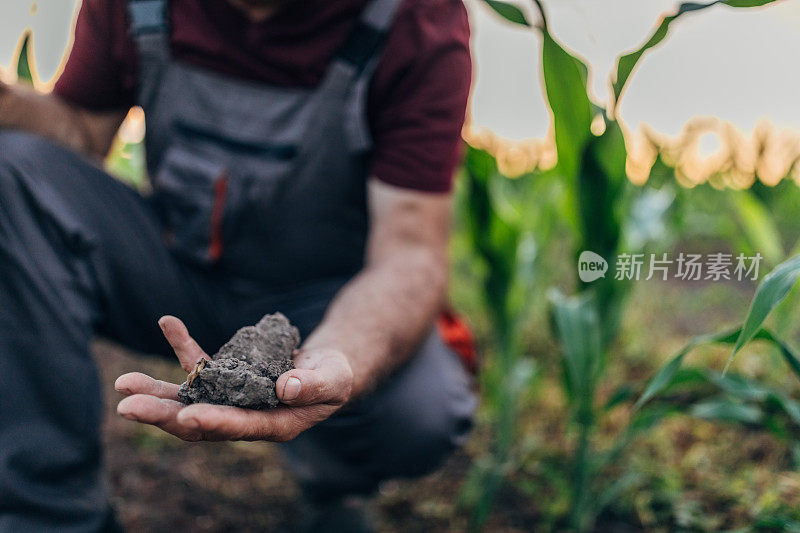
[96, 341, 495, 532]
[178, 313, 298, 409]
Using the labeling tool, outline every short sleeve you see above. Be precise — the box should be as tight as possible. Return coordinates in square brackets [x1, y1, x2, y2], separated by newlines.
[53, 0, 136, 111]
[367, 0, 471, 193]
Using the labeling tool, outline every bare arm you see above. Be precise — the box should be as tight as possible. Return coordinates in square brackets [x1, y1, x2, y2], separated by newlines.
[0, 80, 126, 158]
[303, 178, 451, 397]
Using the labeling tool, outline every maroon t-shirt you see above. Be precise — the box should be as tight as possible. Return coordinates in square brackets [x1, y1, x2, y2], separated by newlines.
[54, 0, 471, 192]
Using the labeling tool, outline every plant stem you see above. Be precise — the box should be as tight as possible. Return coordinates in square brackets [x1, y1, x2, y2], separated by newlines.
[569, 413, 594, 532]
[471, 315, 520, 531]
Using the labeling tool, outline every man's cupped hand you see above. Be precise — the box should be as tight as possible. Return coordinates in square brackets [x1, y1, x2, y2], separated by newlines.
[114, 316, 353, 442]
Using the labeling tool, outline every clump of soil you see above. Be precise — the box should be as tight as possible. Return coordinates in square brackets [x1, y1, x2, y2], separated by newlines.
[177, 313, 299, 409]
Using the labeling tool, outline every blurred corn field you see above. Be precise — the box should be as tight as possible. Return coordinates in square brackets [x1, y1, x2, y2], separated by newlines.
[458, 0, 800, 530]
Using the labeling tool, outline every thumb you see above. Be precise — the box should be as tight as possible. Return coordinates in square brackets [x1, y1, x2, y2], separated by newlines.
[275, 360, 352, 407]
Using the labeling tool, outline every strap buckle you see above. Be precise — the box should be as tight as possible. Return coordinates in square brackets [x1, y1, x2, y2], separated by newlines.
[127, 0, 167, 36]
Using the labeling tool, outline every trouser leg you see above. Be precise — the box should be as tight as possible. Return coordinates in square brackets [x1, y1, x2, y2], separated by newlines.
[0, 132, 220, 532]
[282, 330, 477, 500]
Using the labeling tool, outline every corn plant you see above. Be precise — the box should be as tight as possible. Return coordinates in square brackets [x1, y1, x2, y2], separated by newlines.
[638, 253, 800, 465]
[14, 31, 34, 84]
[457, 147, 550, 529]
[461, 0, 782, 530]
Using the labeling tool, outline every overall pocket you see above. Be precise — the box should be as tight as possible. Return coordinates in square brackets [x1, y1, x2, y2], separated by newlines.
[153, 116, 301, 269]
[153, 146, 246, 266]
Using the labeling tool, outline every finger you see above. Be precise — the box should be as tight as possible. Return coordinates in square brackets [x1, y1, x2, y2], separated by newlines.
[115, 372, 180, 400]
[117, 394, 202, 441]
[275, 357, 353, 407]
[158, 315, 209, 371]
[176, 403, 299, 442]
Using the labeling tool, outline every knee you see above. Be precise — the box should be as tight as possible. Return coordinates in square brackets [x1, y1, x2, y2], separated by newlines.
[0, 130, 62, 172]
[0, 133, 26, 192]
[0, 131, 87, 209]
[0, 132, 38, 202]
[286, 338, 478, 494]
[375, 379, 477, 477]
[0, 129, 41, 155]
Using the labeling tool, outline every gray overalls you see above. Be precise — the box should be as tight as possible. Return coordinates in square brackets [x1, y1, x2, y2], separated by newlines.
[0, 0, 476, 530]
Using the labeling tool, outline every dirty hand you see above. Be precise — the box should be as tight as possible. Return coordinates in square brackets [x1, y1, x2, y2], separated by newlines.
[114, 316, 354, 442]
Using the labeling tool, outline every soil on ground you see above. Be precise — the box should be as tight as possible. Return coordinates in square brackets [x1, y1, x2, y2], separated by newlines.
[97, 341, 495, 533]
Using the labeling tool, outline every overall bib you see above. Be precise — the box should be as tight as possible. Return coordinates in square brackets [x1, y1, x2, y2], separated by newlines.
[131, 0, 385, 287]
[0, 0, 476, 530]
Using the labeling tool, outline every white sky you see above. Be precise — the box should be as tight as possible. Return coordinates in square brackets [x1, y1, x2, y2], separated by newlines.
[2, 0, 799, 140]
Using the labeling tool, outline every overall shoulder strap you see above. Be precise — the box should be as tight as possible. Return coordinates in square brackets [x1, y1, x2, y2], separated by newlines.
[126, 0, 171, 110]
[335, 0, 405, 76]
[127, 0, 168, 37]
[317, 0, 404, 154]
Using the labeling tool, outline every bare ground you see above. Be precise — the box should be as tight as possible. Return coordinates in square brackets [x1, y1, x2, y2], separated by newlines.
[96, 341, 506, 533]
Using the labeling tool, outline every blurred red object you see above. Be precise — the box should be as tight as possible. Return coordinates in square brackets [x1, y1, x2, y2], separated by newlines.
[437, 310, 478, 374]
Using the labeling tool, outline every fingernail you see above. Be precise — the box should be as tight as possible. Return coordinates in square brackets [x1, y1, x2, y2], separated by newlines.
[158, 317, 167, 330]
[283, 377, 301, 401]
[115, 386, 132, 395]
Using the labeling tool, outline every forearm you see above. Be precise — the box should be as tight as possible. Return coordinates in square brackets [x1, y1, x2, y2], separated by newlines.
[303, 248, 448, 398]
[0, 83, 121, 158]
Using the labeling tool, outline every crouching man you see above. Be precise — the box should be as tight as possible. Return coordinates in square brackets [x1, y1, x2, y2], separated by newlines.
[0, 0, 475, 530]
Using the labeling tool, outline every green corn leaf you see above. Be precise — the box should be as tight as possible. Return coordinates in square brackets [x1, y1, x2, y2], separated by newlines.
[765, 393, 800, 427]
[16, 32, 34, 84]
[528, 0, 596, 245]
[637, 326, 800, 410]
[463, 146, 526, 324]
[612, 0, 779, 111]
[706, 371, 770, 402]
[750, 329, 800, 381]
[577, 120, 627, 261]
[462, 148, 492, 259]
[488, 170, 523, 227]
[690, 398, 764, 424]
[592, 118, 628, 184]
[753, 515, 800, 531]
[724, 254, 800, 374]
[707, 370, 800, 427]
[604, 384, 636, 411]
[729, 189, 784, 267]
[480, 0, 530, 26]
[463, 147, 498, 254]
[549, 290, 603, 405]
[507, 231, 539, 319]
[725, 0, 779, 6]
[667, 367, 713, 390]
[635, 329, 740, 409]
[464, 145, 497, 186]
[540, 28, 594, 183]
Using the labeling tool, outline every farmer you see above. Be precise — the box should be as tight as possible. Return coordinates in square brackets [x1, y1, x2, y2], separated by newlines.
[0, 0, 475, 530]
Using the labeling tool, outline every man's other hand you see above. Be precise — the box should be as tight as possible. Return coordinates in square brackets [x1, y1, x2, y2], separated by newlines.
[114, 316, 353, 442]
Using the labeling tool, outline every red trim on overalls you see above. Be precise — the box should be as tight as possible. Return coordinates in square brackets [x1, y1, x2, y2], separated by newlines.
[437, 309, 478, 374]
[209, 174, 228, 262]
